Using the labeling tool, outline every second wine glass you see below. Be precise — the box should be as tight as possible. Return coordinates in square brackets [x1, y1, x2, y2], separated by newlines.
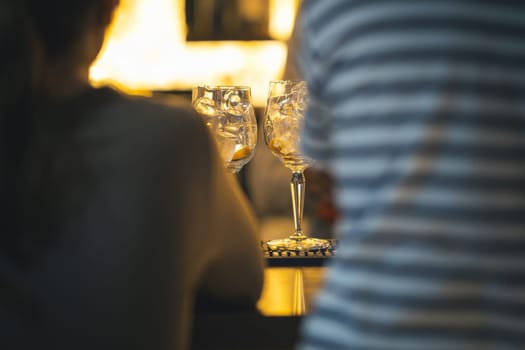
[192, 85, 257, 173]
[263, 80, 331, 251]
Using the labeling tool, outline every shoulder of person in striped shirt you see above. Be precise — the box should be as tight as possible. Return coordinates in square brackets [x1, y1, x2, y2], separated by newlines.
[297, 1, 525, 349]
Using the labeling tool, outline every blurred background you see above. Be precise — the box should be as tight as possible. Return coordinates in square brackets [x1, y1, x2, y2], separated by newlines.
[89, 0, 299, 106]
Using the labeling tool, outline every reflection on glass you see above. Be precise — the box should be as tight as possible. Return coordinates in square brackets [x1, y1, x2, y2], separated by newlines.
[263, 80, 330, 251]
[192, 85, 257, 173]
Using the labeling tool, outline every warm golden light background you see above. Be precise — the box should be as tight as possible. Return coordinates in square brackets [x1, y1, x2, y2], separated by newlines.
[90, 0, 299, 106]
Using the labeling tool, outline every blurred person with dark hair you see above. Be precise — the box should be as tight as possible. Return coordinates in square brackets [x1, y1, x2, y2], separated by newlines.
[297, 1, 525, 349]
[0, 1, 264, 349]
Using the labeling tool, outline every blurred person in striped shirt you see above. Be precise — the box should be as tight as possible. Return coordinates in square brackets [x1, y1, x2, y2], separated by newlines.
[297, 1, 525, 349]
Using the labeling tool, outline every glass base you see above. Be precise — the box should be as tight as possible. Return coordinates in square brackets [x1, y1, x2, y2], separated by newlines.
[267, 237, 331, 252]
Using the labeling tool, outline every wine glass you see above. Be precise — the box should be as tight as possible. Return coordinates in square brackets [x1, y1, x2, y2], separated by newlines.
[263, 80, 331, 251]
[192, 85, 257, 173]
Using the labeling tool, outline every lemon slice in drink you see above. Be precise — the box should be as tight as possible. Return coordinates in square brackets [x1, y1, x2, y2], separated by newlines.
[268, 139, 286, 155]
[232, 146, 251, 161]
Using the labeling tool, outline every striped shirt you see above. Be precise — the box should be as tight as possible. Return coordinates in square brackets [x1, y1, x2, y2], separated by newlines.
[298, 1, 525, 349]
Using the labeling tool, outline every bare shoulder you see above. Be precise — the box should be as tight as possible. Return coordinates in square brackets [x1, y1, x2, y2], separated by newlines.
[109, 90, 202, 132]
[74, 87, 213, 172]
[92, 88, 208, 147]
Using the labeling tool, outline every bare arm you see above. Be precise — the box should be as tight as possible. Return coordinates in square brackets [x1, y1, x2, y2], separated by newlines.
[168, 113, 264, 305]
[198, 129, 265, 303]
[161, 113, 264, 348]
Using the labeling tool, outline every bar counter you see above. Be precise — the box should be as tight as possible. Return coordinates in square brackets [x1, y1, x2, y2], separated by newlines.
[191, 240, 336, 350]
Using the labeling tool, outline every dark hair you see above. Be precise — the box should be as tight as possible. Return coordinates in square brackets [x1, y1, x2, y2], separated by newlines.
[1, 1, 38, 261]
[28, 1, 98, 58]
[0, 0, 102, 262]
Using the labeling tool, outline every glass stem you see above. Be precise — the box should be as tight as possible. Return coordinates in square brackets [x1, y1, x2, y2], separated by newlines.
[290, 171, 306, 240]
